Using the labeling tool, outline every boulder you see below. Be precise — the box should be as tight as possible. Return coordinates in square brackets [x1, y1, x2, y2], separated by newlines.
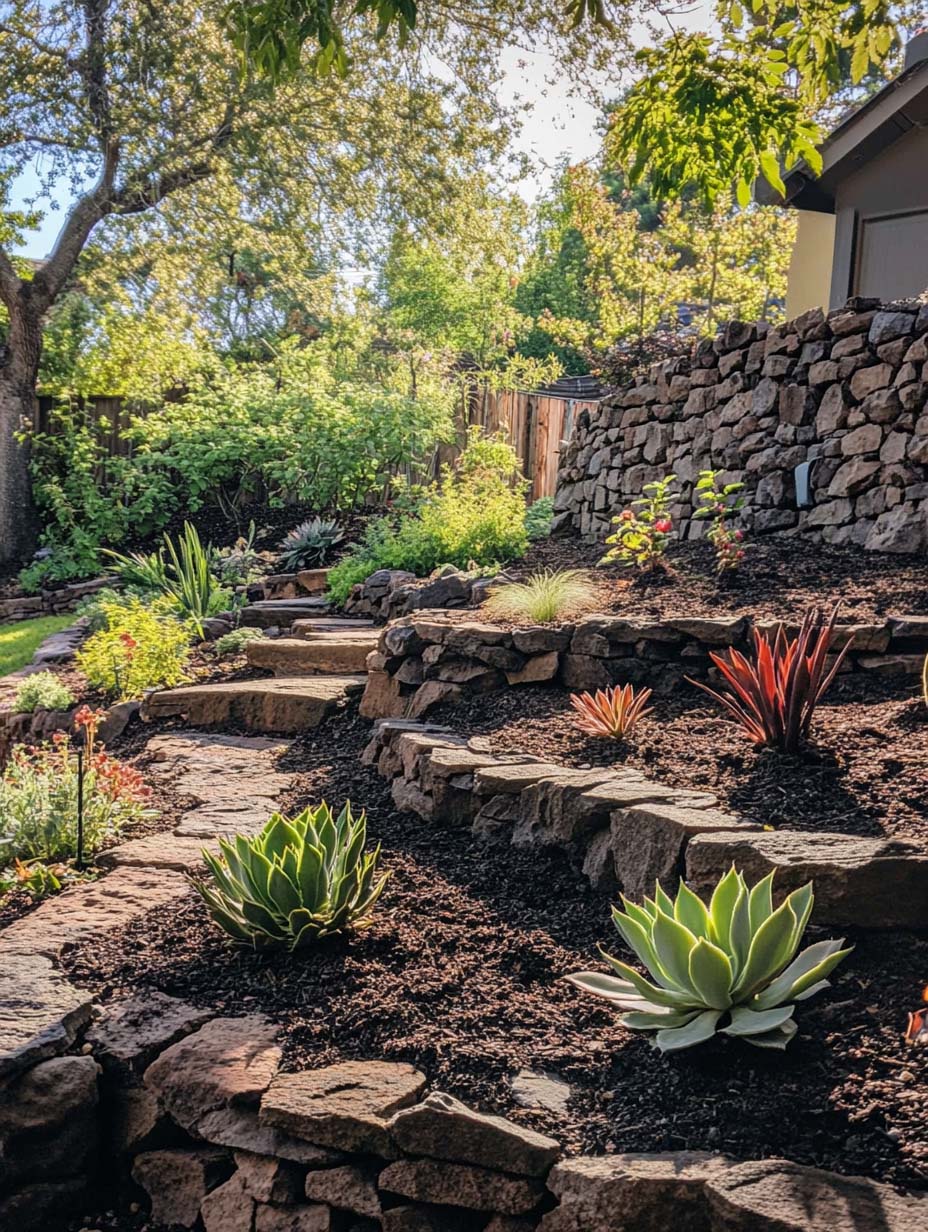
[541, 1152, 729, 1232]
[196, 1107, 341, 1165]
[235, 1150, 306, 1202]
[379, 1158, 544, 1215]
[260, 1060, 425, 1156]
[254, 1203, 332, 1232]
[140, 676, 364, 733]
[388, 1091, 559, 1177]
[382, 1205, 480, 1232]
[144, 1015, 282, 1133]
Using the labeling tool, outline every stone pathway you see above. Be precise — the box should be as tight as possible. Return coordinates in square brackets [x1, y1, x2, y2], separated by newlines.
[246, 625, 379, 676]
[140, 675, 365, 733]
[0, 730, 294, 1088]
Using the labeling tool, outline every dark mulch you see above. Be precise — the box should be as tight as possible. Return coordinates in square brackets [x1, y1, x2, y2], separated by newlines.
[62, 707, 928, 1189]
[515, 535, 928, 624]
[442, 673, 928, 846]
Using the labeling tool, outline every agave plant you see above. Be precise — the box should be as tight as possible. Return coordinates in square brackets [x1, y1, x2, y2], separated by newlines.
[688, 605, 851, 753]
[567, 868, 851, 1052]
[570, 684, 653, 740]
[278, 518, 345, 571]
[191, 802, 389, 950]
[483, 568, 597, 623]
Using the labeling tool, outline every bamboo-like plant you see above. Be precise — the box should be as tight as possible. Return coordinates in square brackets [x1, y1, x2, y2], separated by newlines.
[688, 605, 851, 753]
[161, 523, 230, 635]
[570, 684, 653, 740]
[191, 802, 389, 950]
[567, 868, 851, 1053]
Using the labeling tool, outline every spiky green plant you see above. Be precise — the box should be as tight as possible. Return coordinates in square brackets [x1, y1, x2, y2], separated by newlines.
[567, 868, 851, 1053]
[482, 568, 598, 624]
[161, 523, 231, 635]
[278, 518, 345, 571]
[191, 803, 389, 950]
[103, 546, 170, 592]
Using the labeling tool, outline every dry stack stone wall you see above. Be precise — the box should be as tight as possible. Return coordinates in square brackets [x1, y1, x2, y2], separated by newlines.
[554, 298, 928, 551]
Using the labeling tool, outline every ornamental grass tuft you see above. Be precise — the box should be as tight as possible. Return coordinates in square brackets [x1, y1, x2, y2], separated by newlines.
[483, 568, 598, 624]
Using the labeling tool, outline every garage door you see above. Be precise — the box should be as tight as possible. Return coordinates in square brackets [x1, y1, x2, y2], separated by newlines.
[856, 211, 928, 300]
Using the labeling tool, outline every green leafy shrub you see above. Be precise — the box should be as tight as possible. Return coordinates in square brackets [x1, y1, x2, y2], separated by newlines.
[601, 474, 676, 570]
[103, 547, 170, 592]
[524, 496, 554, 540]
[483, 569, 597, 623]
[0, 858, 64, 901]
[18, 547, 99, 594]
[213, 627, 266, 657]
[567, 867, 851, 1053]
[327, 429, 528, 605]
[191, 802, 389, 950]
[11, 672, 76, 715]
[278, 518, 345, 572]
[76, 598, 193, 700]
[0, 707, 154, 865]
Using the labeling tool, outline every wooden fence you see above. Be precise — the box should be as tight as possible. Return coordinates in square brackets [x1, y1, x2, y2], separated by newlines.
[37, 385, 602, 502]
[458, 386, 602, 500]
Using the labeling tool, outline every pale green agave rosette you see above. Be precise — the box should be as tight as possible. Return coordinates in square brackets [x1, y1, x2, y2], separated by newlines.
[566, 867, 852, 1052]
[190, 802, 389, 951]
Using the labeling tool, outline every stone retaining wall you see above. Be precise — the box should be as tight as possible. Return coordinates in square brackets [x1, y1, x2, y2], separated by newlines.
[553, 299, 928, 552]
[361, 718, 928, 931]
[360, 611, 928, 721]
[0, 576, 110, 624]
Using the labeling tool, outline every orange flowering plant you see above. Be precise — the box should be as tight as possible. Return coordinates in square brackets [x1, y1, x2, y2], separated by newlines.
[0, 707, 154, 866]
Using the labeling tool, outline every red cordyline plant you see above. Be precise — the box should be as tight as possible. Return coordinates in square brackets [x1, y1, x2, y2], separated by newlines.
[570, 684, 654, 740]
[688, 605, 851, 754]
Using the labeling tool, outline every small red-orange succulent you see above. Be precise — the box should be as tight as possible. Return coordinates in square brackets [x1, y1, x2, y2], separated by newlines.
[570, 683, 654, 741]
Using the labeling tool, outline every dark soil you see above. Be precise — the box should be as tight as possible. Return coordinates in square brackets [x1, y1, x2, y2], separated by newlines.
[62, 707, 928, 1190]
[441, 673, 928, 846]
[514, 535, 928, 624]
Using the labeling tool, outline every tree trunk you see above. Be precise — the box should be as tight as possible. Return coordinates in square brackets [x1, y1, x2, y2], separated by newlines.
[0, 302, 43, 565]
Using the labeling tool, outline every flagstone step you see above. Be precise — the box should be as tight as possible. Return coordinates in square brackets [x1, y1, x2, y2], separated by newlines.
[246, 631, 379, 676]
[239, 597, 332, 628]
[140, 676, 365, 733]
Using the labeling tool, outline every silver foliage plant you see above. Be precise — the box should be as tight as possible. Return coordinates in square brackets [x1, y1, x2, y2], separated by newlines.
[567, 868, 851, 1052]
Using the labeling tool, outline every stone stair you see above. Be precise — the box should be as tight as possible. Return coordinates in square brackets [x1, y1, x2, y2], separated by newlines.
[246, 622, 379, 676]
[140, 676, 364, 733]
[238, 596, 332, 628]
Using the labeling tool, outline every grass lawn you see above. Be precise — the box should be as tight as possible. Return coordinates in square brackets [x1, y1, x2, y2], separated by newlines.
[0, 614, 74, 677]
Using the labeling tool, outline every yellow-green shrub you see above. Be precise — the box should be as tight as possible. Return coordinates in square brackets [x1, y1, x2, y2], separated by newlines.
[76, 598, 193, 700]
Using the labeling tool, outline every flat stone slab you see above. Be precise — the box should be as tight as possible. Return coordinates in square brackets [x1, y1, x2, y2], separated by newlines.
[379, 1158, 543, 1215]
[291, 617, 376, 633]
[240, 598, 331, 628]
[141, 676, 365, 733]
[0, 948, 94, 1080]
[0, 865, 191, 959]
[86, 991, 213, 1077]
[96, 832, 217, 872]
[389, 1092, 560, 1178]
[145, 1016, 282, 1132]
[247, 635, 377, 676]
[685, 830, 928, 930]
[260, 1061, 426, 1156]
[541, 1153, 925, 1231]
